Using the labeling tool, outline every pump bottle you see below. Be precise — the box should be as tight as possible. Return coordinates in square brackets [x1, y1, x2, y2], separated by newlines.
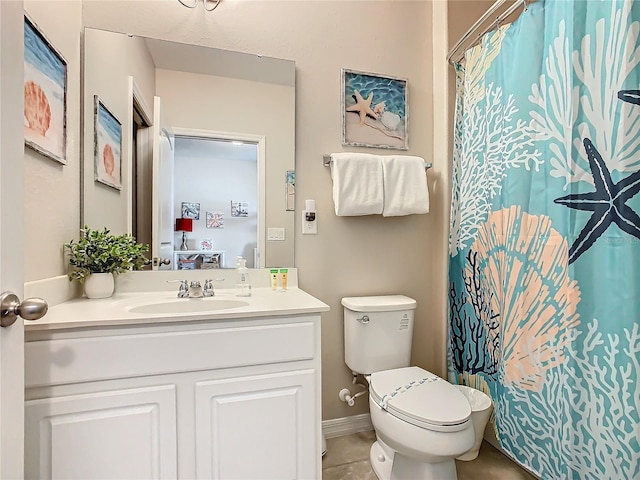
[235, 257, 252, 297]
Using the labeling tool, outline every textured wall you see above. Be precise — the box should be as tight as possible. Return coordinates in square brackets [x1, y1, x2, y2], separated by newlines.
[24, 1, 82, 282]
[82, 0, 436, 421]
[82, 28, 156, 235]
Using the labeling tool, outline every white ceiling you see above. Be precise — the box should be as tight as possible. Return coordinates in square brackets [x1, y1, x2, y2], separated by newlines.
[174, 136, 257, 162]
[144, 37, 295, 87]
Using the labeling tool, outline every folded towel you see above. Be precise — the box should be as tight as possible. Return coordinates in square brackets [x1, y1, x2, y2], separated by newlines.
[381, 155, 430, 216]
[330, 153, 384, 216]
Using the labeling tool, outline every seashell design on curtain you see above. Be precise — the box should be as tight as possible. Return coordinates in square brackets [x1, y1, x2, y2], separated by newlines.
[447, 1, 640, 478]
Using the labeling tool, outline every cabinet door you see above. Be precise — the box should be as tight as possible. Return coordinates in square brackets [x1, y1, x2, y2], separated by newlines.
[195, 369, 317, 480]
[25, 385, 177, 479]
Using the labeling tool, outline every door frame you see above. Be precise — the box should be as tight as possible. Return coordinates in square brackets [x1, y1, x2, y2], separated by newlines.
[171, 127, 266, 268]
[0, 1, 26, 477]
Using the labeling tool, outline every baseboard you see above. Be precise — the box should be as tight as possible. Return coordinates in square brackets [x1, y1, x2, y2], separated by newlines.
[322, 413, 373, 439]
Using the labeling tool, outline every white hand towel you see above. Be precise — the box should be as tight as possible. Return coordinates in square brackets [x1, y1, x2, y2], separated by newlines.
[330, 153, 384, 216]
[381, 155, 430, 216]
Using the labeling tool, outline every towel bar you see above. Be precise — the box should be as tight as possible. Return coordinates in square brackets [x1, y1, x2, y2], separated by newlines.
[323, 154, 432, 170]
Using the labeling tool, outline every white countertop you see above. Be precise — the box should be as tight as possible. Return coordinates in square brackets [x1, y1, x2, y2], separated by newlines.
[28, 287, 329, 331]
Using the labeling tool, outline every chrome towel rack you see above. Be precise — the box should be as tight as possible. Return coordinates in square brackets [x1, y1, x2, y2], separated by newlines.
[323, 155, 432, 170]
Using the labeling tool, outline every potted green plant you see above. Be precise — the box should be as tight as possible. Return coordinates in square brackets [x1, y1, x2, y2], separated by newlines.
[64, 226, 149, 298]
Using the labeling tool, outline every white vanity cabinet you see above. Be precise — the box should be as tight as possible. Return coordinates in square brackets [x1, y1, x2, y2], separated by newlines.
[25, 312, 322, 479]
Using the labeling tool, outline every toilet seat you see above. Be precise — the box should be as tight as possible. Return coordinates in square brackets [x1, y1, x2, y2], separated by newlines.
[370, 366, 471, 432]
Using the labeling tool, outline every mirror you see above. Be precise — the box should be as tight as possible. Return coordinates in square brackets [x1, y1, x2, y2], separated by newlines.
[82, 28, 295, 269]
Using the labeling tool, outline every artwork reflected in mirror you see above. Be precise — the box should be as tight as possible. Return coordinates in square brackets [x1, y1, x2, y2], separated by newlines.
[181, 202, 200, 220]
[94, 96, 122, 190]
[207, 212, 224, 229]
[231, 201, 249, 217]
[286, 170, 295, 211]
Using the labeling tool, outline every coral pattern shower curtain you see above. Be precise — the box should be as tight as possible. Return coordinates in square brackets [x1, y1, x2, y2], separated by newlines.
[448, 1, 640, 478]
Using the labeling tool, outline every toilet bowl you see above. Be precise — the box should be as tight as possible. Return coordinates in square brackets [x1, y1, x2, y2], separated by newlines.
[342, 296, 476, 480]
[454, 385, 493, 461]
[367, 366, 474, 480]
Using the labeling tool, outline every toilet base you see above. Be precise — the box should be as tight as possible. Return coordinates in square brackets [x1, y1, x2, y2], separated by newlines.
[370, 441, 392, 480]
[370, 440, 458, 480]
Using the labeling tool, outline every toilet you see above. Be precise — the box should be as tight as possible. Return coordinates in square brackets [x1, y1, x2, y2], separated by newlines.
[343, 295, 475, 480]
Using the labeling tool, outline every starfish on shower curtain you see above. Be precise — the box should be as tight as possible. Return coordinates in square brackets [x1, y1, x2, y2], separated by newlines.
[618, 89, 640, 105]
[554, 138, 640, 264]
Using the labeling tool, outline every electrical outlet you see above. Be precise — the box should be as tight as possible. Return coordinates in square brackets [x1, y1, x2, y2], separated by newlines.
[302, 211, 317, 234]
[267, 227, 285, 241]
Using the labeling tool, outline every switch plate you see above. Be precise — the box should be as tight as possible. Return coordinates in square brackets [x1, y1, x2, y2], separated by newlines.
[302, 211, 318, 235]
[267, 227, 285, 241]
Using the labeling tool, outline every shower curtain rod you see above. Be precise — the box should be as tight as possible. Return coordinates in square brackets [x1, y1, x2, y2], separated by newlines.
[447, 0, 527, 65]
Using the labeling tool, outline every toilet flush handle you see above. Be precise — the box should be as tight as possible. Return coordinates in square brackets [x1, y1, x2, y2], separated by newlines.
[357, 315, 370, 324]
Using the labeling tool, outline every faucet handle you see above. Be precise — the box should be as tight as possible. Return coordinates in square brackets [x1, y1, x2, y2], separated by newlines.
[167, 279, 189, 297]
[203, 279, 215, 297]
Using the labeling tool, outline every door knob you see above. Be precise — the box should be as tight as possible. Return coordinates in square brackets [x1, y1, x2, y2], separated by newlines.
[0, 292, 48, 327]
[152, 257, 171, 266]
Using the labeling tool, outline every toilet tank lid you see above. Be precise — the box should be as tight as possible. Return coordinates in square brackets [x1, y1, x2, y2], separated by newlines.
[341, 295, 416, 312]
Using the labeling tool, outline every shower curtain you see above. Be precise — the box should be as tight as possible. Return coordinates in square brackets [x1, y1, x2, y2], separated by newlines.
[448, 1, 640, 479]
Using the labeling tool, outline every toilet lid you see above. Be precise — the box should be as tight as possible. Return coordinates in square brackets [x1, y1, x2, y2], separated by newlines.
[341, 295, 416, 312]
[370, 367, 471, 429]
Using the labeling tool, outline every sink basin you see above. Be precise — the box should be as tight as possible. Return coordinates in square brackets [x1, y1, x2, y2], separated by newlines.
[128, 298, 249, 314]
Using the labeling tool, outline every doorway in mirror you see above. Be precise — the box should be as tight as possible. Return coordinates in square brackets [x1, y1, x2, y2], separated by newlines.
[171, 134, 260, 268]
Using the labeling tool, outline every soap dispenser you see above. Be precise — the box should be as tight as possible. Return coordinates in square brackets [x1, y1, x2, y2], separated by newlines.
[235, 256, 252, 297]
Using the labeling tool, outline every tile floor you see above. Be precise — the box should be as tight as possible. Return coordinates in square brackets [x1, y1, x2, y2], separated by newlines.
[322, 430, 537, 480]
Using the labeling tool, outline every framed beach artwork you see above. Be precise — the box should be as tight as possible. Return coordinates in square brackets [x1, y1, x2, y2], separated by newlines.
[181, 202, 201, 220]
[206, 212, 224, 229]
[341, 69, 408, 150]
[24, 15, 68, 164]
[94, 96, 122, 190]
[285, 170, 295, 211]
[231, 201, 249, 217]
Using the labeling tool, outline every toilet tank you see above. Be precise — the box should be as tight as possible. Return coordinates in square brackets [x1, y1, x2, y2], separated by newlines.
[342, 295, 417, 375]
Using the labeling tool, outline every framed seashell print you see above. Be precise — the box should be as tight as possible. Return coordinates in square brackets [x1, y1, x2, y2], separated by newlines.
[23, 15, 68, 164]
[93, 96, 122, 190]
[341, 69, 408, 150]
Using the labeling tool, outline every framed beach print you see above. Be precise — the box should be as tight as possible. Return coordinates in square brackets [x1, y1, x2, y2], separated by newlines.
[182, 202, 201, 220]
[23, 15, 68, 164]
[231, 201, 249, 217]
[206, 211, 224, 228]
[341, 69, 408, 150]
[93, 96, 122, 190]
[285, 170, 295, 211]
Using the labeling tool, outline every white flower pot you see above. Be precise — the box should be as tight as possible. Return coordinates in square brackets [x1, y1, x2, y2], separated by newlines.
[84, 272, 115, 299]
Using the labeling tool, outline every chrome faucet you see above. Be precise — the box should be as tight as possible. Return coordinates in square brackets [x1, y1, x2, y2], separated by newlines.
[168, 279, 216, 298]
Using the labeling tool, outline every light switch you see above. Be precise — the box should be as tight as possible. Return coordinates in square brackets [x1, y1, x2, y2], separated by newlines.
[267, 227, 285, 241]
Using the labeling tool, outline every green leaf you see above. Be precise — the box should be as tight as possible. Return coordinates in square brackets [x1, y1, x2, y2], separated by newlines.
[64, 226, 150, 283]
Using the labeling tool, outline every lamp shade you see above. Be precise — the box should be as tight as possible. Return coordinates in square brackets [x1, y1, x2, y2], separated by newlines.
[175, 218, 193, 232]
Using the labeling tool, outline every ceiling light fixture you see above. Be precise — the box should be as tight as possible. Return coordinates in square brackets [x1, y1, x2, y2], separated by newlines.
[178, 0, 222, 12]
